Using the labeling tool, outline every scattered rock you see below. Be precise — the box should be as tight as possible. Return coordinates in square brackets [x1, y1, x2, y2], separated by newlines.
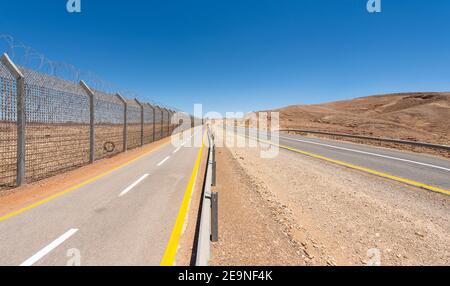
[415, 231, 425, 238]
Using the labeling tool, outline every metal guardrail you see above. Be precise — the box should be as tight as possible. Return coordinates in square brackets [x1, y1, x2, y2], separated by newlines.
[195, 125, 218, 266]
[279, 129, 450, 152]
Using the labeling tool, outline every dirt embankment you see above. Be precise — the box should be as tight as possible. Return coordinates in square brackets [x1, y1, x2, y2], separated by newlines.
[211, 132, 450, 266]
[243, 93, 450, 157]
[273, 92, 450, 144]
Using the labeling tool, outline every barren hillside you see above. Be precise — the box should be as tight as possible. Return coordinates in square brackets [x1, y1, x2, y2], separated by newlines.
[268, 92, 450, 145]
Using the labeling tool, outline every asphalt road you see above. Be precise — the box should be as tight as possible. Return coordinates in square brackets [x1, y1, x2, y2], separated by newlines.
[230, 126, 450, 193]
[0, 127, 203, 266]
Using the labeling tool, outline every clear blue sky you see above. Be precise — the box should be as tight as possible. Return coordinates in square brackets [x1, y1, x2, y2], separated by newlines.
[1, 0, 450, 114]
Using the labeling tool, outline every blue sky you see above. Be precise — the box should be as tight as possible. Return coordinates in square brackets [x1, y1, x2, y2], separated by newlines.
[1, 0, 450, 114]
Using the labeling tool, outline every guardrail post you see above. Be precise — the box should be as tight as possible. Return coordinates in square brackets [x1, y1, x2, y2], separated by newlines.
[79, 80, 95, 164]
[135, 99, 144, 146]
[211, 160, 216, 187]
[211, 144, 216, 187]
[211, 191, 218, 242]
[2, 53, 26, 186]
[115, 93, 127, 152]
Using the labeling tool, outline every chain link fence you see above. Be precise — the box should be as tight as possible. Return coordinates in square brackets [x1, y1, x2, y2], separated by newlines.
[154, 107, 163, 141]
[162, 108, 169, 138]
[93, 89, 124, 160]
[143, 104, 155, 145]
[0, 61, 17, 188]
[22, 68, 91, 182]
[0, 53, 194, 190]
[127, 99, 142, 150]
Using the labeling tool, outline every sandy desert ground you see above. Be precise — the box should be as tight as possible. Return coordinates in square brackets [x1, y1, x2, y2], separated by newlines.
[271, 92, 450, 144]
[211, 131, 450, 266]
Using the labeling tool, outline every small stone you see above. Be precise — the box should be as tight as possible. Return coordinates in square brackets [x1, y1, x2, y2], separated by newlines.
[304, 250, 314, 259]
[415, 231, 425, 238]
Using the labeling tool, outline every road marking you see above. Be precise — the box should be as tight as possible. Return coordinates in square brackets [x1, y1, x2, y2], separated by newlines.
[157, 156, 171, 166]
[173, 146, 181, 154]
[176, 131, 198, 149]
[20, 228, 78, 266]
[0, 136, 176, 222]
[118, 174, 149, 197]
[240, 133, 450, 196]
[160, 132, 205, 266]
[276, 134, 450, 172]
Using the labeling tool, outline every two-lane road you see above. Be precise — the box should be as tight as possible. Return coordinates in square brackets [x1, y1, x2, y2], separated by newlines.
[0, 127, 204, 266]
[229, 126, 450, 194]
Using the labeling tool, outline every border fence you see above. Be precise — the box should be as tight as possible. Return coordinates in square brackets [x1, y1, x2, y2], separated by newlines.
[0, 53, 196, 189]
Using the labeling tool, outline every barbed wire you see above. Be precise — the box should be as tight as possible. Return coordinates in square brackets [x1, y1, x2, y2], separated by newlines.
[0, 34, 181, 111]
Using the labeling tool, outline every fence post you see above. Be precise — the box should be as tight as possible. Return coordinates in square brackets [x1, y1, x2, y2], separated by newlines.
[160, 107, 165, 138]
[135, 99, 144, 146]
[1, 54, 26, 186]
[148, 103, 156, 142]
[79, 81, 96, 164]
[115, 93, 127, 152]
[211, 191, 218, 242]
[163, 108, 169, 136]
[168, 109, 171, 135]
[155, 106, 162, 139]
[168, 109, 173, 135]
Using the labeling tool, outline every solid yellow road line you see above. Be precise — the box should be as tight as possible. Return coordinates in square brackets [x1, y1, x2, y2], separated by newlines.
[244, 134, 450, 196]
[160, 132, 205, 266]
[0, 140, 172, 222]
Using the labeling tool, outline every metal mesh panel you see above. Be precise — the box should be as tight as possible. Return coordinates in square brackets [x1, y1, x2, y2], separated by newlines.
[93, 90, 124, 159]
[0, 62, 17, 188]
[143, 105, 155, 144]
[169, 111, 176, 135]
[127, 100, 141, 149]
[162, 109, 169, 138]
[171, 111, 181, 134]
[154, 108, 163, 140]
[22, 68, 90, 182]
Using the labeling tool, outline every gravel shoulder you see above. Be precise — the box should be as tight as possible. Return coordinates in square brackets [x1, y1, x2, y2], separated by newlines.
[212, 130, 450, 266]
[210, 147, 307, 266]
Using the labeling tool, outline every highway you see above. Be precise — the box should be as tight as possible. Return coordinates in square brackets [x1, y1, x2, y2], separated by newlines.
[0, 127, 204, 266]
[230, 126, 450, 194]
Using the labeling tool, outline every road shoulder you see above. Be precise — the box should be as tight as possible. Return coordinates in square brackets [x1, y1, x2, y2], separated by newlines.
[210, 147, 307, 266]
